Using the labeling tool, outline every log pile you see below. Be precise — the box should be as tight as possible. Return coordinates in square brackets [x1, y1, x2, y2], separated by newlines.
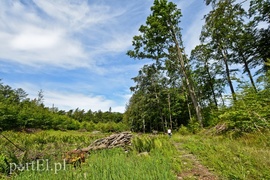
[64, 132, 132, 167]
[82, 132, 132, 152]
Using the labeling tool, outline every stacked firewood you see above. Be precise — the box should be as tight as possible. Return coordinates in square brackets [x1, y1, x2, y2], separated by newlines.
[82, 132, 132, 152]
[65, 132, 132, 167]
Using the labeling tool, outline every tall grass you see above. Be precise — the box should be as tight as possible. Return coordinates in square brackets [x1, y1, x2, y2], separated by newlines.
[173, 131, 270, 179]
[0, 130, 105, 177]
[1, 131, 181, 180]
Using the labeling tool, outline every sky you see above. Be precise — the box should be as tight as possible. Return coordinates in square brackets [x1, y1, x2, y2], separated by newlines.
[0, 0, 211, 113]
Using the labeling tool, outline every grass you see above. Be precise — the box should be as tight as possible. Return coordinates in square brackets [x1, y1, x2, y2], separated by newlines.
[0, 131, 181, 180]
[13, 148, 177, 180]
[1, 129, 269, 179]
[173, 130, 270, 180]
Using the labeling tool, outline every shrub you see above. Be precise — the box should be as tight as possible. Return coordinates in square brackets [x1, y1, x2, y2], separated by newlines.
[178, 125, 190, 135]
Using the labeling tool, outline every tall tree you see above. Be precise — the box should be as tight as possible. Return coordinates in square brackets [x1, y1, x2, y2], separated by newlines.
[249, 0, 270, 72]
[205, 0, 270, 73]
[191, 44, 221, 107]
[200, 0, 245, 101]
[130, 64, 166, 132]
[231, 22, 258, 92]
[127, 0, 203, 126]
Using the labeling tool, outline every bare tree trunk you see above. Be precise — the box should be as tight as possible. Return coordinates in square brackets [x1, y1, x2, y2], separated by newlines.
[154, 84, 164, 132]
[219, 46, 236, 101]
[164, 117, 168, 133]
[220, 92, 225, 106]
[241, 54, 257, 92]
[205, 61, 218, 107]
[168, 92, 173, 130]
[143, 119, 145, 134]
[186, 94, 192, 123]
[165, 19, 202, 127]
[172, 36, 203, 127]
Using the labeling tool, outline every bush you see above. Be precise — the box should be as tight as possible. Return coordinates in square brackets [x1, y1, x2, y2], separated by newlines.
[178, 125, 190, 135]
[218, 87, 270, 133]
[188, 119, 202, 134]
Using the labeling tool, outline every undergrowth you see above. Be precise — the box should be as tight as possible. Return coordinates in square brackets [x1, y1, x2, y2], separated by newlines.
[173, 131, 270, 179]
[0, 131, 181, 180]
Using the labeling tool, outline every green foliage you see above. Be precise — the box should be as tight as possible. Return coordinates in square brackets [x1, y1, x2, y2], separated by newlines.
[132, 136, 155, 153]
[126, 0, 203, 131]
[187, 120, 202, 134]
[0, 81, 126, 132]
[218, 85, 270, 133]
[94, 122, 129, 133]
[178, 125, 190, 135]
[0, 154, 9, 175]
[0, 131, 181, 180]
[190, 0, 270, 132]
[132, 135, 176, 157]
[175, 132, 270, 179]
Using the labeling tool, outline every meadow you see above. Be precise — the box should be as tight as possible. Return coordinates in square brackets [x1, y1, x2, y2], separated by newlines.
[1, 129, 269, 179]
[0, 130, 180, 180]
[174, 129, 270, 179]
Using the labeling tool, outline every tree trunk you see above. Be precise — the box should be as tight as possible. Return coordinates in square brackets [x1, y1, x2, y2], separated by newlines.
[219, 92, 225, 106]
[154, 84, 164, 131]
[241, 54, 257, 92]
[170, 31, 203, 127]
[219, 46, 236, 101]
[186, 93, 192, 123]
[205, 61, 218, 107]
[168, 92, 173, 130]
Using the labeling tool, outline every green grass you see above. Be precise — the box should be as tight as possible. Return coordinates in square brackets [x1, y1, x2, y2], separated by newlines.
[13, 148, 177, 180]
[173, 131, 270, 180]
[2, 130, 269, 179]
[0, 131, 181, 180]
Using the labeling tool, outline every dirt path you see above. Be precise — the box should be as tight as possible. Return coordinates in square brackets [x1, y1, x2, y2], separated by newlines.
[174, 142, 218, 180]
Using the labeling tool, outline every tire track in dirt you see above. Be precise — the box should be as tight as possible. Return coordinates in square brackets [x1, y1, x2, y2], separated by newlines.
[174, 142, 218, 180]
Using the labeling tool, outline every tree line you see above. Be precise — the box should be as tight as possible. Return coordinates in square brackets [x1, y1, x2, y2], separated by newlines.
[0, 80, 127, 132]
[125, 0, 270, 133]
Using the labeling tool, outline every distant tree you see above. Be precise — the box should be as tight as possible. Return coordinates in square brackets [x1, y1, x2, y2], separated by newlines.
[15, 88, 28, 102]
[37, 89, 44, 106]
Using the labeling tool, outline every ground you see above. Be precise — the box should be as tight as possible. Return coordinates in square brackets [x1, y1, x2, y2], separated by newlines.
[174, 142, 218, 180]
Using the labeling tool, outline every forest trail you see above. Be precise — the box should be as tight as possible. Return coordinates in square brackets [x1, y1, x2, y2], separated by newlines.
[173, 142, 218, 180]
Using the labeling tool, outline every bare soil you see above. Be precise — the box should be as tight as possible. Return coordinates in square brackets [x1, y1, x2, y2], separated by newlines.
[174, 142, 218, 180]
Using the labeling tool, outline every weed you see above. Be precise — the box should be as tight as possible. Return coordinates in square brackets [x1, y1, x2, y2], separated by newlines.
[174, 132, 270, 179]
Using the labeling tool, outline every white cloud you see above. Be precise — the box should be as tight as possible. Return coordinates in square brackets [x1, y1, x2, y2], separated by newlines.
[0, 0, 213, 114]
[45, 91, 114, 112]
[176, 0, 197, 11]
[0, 0, 133, 69]
[181, 3, 211, 56]
[12, 82, 127, 112]
[10, 26, 61, 50]
[102, 33, 133, 53]
[45, 90, 129, 113]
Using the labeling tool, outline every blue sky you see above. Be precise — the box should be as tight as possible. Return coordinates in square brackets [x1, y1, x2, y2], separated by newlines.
[0, 0, 211, 112]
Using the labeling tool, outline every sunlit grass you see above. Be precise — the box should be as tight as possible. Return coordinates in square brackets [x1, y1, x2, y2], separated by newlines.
[173, 131, 270, 179]
[1, 131, 181, 180]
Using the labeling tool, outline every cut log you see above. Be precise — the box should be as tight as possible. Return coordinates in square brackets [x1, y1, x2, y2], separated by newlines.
[81, 132, 132, 152]
[65, 132, 132, 167]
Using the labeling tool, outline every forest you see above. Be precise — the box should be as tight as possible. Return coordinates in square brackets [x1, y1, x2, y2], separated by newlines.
[0, 0, 269, 135]
[0, 0, 269, 179]
[125, 0, 270, 134]
[0, 81, 126, 132]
